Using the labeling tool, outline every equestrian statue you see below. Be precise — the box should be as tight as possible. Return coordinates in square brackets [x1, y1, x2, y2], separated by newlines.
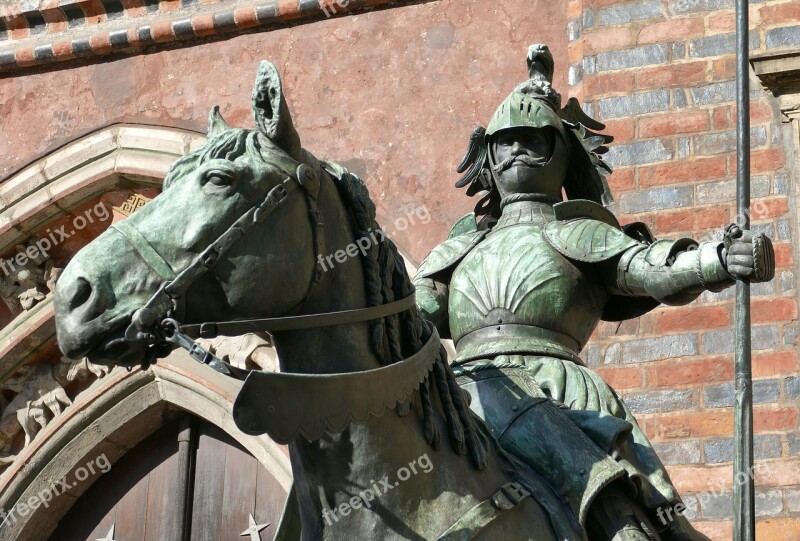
[52, 47, 774, 541]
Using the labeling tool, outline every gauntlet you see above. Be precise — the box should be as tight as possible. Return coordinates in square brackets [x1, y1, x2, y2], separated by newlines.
[723, 224, 775, 283]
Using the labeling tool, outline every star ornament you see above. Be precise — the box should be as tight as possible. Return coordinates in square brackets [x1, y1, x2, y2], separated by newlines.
[96, 523, 115, 541]
[240, 513, 270, 541]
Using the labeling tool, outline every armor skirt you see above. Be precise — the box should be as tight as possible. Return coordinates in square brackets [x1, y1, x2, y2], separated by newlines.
[454, 354, 707, 541]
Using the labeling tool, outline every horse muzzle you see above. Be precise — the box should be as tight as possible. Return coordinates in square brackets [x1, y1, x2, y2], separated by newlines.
[53, 233, 163, 366]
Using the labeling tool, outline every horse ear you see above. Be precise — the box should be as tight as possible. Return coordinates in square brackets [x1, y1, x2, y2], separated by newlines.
[252, 61, 302, 160]
[207, 106, 232, 138]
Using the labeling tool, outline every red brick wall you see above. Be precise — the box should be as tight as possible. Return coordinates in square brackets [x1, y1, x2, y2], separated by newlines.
[0, 0, 568, 261]
[569, 0, 799, 538]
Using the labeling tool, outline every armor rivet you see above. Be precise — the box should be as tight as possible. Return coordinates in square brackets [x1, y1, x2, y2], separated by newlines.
[511, 405, 519, 411]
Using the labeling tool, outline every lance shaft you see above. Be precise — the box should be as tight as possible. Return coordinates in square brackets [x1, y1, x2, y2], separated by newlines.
[734, 0, 755, 539]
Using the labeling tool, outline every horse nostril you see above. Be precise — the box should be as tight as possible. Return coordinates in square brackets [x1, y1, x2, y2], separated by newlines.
[69, 277, 93, 311]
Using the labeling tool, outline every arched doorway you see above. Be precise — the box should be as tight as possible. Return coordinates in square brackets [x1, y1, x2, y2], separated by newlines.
[51, 415, 287, 541]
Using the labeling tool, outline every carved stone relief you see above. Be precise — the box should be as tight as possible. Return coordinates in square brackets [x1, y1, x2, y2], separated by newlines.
[0, 237, 63, 318]
[0, 357, 111, 469]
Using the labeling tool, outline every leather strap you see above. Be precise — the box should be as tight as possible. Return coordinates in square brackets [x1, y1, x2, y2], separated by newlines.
[125, 173, 300, 340]
[180, 293, 416, 338]
[233, 321, 439, 440]
[436, 481, 532, 541]
[165, 175, 301, 301]
[111, 221, 177, 281]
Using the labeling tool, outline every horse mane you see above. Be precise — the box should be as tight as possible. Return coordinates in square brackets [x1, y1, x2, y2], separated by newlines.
[328, 168, 489, 470]
[165, 129, 490, 469]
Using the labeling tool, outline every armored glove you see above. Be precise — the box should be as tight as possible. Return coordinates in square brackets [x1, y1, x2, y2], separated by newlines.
[722, 224, 775, 283]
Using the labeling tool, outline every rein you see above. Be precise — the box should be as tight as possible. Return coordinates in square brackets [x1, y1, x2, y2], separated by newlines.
[116, 160, 415, 378]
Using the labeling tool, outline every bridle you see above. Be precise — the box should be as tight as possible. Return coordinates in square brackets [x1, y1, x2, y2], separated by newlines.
[115, 160, 415, 378]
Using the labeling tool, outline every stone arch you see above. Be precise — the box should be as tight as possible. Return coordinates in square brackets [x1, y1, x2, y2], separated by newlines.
[1, 124, 207, 378]
[0, 122, 431, 540]
[0, 352, 292, 541]
[0, 124, 205, 254]
[0, 124, 291, 541]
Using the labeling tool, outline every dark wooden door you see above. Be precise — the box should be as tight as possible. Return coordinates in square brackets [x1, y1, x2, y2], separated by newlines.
[50, 416, 288, 541]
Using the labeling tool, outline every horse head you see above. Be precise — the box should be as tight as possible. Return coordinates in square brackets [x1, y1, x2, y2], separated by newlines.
[54, 62, 325, 368]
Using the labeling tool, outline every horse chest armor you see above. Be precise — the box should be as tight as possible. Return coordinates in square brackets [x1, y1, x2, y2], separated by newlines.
[448, 224, 606, 350]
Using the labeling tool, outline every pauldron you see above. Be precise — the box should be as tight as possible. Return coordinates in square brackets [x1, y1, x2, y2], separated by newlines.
[541, 200, 653, 262]
[414, 213, 487, 283]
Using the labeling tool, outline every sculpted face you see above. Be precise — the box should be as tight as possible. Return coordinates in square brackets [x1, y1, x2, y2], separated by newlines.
[490, 127, 568, 201]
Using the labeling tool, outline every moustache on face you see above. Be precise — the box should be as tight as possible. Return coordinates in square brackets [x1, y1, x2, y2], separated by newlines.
[492, 153, 548, 173]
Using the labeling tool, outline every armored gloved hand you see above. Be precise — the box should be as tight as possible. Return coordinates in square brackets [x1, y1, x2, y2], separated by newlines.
[722, 224, 775, 283]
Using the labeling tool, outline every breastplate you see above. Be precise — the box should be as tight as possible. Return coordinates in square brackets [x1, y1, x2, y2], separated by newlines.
[448, 209, 607, 362]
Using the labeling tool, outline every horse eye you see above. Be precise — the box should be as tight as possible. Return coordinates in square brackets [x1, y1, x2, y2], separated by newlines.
[203, 169, 236, 187]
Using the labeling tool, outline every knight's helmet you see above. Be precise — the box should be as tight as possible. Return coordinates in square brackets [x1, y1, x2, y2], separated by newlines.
[486, 44, 567, 143]
[456, 44, 615, 219]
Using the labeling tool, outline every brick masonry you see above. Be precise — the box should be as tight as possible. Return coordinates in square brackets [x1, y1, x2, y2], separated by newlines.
[0, 0, 416, 71]
[569, 0, 799, 537]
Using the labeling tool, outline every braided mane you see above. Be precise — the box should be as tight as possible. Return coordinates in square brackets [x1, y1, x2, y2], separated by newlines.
[328, 168, 489, 470]
[163, 123, 490, 469]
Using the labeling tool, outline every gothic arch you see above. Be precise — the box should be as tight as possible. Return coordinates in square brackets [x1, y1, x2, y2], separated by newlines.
[1, 124, 207, 378]
[0, 124, 289, 541]
[0, 353, 292, 540]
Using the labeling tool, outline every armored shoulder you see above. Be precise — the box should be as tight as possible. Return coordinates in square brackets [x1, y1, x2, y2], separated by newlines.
[543, 200, 650, 263]
[448, 212, 479, 238]
[415, 229, 488, 283]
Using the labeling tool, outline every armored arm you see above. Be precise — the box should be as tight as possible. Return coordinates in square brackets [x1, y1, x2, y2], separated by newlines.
[612, 239, 733, 305]
[543, 202, 775, 314]
[611, 226, 775, 306]
[413, 275, 450, 336]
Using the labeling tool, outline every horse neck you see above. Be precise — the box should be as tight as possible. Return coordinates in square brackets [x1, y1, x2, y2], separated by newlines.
[267, 168, 452, 532]
[270, 166, 385, 375]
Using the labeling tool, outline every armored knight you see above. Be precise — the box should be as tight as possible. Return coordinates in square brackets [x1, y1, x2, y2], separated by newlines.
[413, 45, 775, 541]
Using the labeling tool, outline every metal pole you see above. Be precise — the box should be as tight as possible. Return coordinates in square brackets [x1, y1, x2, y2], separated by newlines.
[734, 0, 755, 539]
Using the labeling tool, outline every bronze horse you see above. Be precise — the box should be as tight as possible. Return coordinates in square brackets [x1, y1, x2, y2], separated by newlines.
[54, 62, 586, 540]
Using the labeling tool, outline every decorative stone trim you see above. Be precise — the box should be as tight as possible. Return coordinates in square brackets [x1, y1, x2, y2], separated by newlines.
[0, 0, 417, 72]
[753, 49, 800, 116]
[0, 124, 203, 381]
[0, 352, 292, 541]
[0, 124, 205, 253]
[0, 298, 56, 381]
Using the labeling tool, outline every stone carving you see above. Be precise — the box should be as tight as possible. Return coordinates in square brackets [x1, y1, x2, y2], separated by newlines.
[0, 237, 63, 318]
[112, 193, 152, 217]
[0, 357, 111, 468]
[196, 333, 278, 373]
